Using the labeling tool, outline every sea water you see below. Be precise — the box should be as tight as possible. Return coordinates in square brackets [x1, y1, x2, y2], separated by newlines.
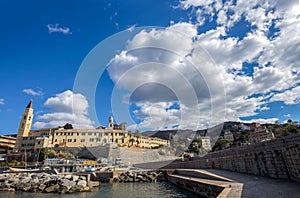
[0, 182, 198, 198]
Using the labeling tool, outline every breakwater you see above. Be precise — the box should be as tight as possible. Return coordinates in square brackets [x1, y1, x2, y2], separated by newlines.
[112, 170, 163, 183]
[0, 172, 92, 193]
[164, 133, 300, 183]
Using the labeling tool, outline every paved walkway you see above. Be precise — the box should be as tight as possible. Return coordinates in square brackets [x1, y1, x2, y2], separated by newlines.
[203, 169, 300, 198]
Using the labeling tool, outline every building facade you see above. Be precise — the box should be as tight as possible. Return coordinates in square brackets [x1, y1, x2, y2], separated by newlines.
[14, 101, 169, 152]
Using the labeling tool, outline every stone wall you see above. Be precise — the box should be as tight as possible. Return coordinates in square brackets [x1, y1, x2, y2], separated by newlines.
[164, 134, 300, 183]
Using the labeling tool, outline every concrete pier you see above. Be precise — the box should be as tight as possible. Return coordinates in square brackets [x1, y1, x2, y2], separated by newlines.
[166, 169, 300, 198]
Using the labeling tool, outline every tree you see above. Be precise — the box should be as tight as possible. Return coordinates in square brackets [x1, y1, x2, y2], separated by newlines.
[64, 123, 73, 129]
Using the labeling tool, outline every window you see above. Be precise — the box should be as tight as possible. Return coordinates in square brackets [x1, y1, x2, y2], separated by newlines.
[73, 139, 77, 142]
[94, 133, 97, 136]
[81, 139, 85, 143]
[37, 141, 41, 144]
[105, 133, 108, 136]
[96, 138, 101, 142]
[67, 139, 72, 142]
[82, 132, 86, 136]
[54, 139, 57, 142]
[88, 132, 92, 136]
[90, 138, 94, 142]
[119, 133, 124, 136]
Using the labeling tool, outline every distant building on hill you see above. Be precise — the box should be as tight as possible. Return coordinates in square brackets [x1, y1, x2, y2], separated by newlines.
[223, 131, 234, 141]
[200, 136, 212, 152]
[250, 127, 275, 143]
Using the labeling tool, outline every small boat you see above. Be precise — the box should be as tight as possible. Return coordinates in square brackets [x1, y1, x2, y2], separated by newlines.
[4, 167, 40, 172]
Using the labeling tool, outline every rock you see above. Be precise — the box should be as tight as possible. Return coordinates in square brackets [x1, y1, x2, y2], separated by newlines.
[72, 175, 79, 181]
[77, 180, 87, 188]
[64, 175, 72, 180]
[79, 176, 86, 181]
[22, 185, 32, 192]
[44, 184, 60, 193]
[60, 179, 76, 190]
[38, 183, 46, 191]
[70, 185, 84, 193]
[80, 186, 92, 192]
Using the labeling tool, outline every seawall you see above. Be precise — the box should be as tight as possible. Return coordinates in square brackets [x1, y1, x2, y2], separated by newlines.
[164, 133, 300, 183]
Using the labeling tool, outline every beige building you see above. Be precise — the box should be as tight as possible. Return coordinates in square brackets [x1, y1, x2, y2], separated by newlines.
[52, 128, 127, 147]
[0, 135, 16, 150]
[14, 101, 169, 152]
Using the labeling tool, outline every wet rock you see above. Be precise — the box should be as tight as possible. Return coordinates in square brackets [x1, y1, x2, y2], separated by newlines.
[44, 184, 60, 193]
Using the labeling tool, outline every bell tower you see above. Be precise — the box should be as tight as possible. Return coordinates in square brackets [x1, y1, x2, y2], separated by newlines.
[108, 116, 114, 129]
[14, 100, 33, 152]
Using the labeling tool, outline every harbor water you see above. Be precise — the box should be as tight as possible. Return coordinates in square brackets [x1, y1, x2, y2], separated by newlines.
[0, 182, 198, 198]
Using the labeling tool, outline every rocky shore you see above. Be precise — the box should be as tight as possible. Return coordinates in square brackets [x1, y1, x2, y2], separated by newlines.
[113, 170, 164, 183]
[0, 172, 92, 194]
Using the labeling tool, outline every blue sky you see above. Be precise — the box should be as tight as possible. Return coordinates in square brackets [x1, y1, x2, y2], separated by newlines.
[0, 0, 299, 134]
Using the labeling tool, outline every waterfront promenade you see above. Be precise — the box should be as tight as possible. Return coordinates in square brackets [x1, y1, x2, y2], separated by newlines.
[169, 169, 300, 198]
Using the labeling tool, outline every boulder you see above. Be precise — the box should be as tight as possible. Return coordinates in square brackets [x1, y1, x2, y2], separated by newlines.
[38, 183, 46, 191]
[70, 185, 84, 193]
[72, 175, 79, 181]
[77, 180, 87, 188]
[60, 179, 76, 190]
[44, 184, 60, 193]
[64, 175, 72, 180]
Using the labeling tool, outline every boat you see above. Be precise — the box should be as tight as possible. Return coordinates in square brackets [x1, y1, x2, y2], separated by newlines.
[4, 167, 40, 172]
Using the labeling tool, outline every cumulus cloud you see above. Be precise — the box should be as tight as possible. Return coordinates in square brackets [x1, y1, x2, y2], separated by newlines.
[106, 0, 299, 130]
[241, 118, 279, 124]
[47, 24, 72, 35]
[270, 86, 300, 105]
[0, 98, 4, 105]
[22, 88, 43, 96]
[33, 90, 94, 129]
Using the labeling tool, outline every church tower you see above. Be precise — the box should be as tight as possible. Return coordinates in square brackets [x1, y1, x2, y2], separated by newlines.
[14, 100, 33, 152]
[108, 116, 114, 129]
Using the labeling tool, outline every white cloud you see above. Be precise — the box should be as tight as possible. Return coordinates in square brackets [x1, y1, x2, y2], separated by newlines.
[106, 0, 300, 131]
[126, 24, 137, 32]
[270, 86, 300, 105]
[241, 118, 279, 124]
[47, 24, 72, 35]
[284, 114, 291, 118]
[22, 88, 43, 96]
[33, 90, 94, 129]
[0, 98, 4, 105]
